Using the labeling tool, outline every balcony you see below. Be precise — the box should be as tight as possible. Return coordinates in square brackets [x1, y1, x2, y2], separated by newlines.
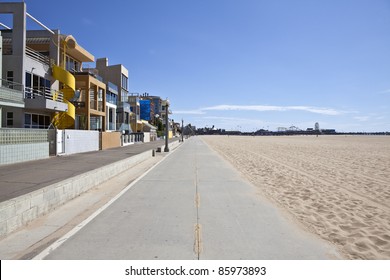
[24, 87, 67, 112]
[25, 46, 52, 66]
[0, 79, 25, 108]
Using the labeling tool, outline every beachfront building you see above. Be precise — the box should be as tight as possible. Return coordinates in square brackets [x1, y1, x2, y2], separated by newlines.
[95, 57, 131, 133]
[0, 30, 25, 128]
[0, 2, 67, 129]
[73, 71, 106, 131]
[139, 93, 163, 126]
[0, 2, 102, 130]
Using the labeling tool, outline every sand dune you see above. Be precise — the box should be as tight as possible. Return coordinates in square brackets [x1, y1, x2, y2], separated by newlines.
[202, 135, 390, 259]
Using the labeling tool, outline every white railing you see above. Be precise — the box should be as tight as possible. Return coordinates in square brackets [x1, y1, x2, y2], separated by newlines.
[25, 46, 52, 65]
[24, 87, 64, 102]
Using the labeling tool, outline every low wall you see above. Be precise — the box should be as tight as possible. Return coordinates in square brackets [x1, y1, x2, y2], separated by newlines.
[0, 140, 181, 237]
[101, 131, 121, 150]
[63, 130, 99, 155]
[0, 128, 49, 165]
[0, 143, 49, 165]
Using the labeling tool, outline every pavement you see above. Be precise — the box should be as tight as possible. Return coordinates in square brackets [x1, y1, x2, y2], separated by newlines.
[0, 139, 176, 203]
[23, 137, 341, 260]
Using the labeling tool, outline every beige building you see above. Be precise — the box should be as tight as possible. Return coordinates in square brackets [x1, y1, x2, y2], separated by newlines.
[95, 58, 130, 132]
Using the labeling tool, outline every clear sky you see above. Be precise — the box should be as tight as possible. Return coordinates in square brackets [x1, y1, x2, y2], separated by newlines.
[2, 0, 390, 132]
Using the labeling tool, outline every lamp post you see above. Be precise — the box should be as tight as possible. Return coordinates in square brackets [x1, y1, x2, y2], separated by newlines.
[181, 118, 184, 142]
[164, 99, 170, 152]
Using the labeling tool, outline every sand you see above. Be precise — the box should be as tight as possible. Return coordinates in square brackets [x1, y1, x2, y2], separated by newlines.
[201, 135, 390, 259]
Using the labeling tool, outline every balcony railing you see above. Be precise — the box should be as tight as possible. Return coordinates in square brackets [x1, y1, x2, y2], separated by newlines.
[25, 87, 64, 102]
[25, 46, 52, 66]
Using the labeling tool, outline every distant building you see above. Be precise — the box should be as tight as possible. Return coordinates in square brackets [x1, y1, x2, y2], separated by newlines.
[315, 122, 320, 131]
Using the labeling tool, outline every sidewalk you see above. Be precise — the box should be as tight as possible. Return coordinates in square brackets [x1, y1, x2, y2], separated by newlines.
[0, 139, 177, 203]
[0, 138, 180, 238]
[38, 137, 341, 260]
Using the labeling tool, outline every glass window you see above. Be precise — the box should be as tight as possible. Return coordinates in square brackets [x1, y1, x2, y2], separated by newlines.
[7, 71, 13, 81]
[32, 114, 38, 128]
[98, 88, 104, 101]
[121, 74, 128, 90]
[33, 75, 39, 93]
[25, 72, 32, 88]
[6, 112, 13, 127]
[24, 113, 31, 128]
[38, 115, 44, 129]
[45, 116, 51, 128]
[25, 113, 50, 129]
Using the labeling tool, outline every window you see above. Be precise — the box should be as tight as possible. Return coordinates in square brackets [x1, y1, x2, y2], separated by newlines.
[24, 113, 51, 129]
[25, 72, 32, 98]
[7, 71, 14, 82]
[7, 71, 14, 89]
[24, 113, 31, 128]
[6, 112, 13, 127]
[66, 56, 81, 72]
[27, 73, 50, 96]
[121, 74, 128, 90]
[98, 88, 104, 101]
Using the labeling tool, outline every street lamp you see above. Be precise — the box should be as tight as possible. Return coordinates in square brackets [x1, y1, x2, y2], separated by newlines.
[181, 118, 184, 142]
[164, 99, 170, 152]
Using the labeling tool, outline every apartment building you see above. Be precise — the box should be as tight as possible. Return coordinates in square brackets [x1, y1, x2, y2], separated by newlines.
[95, 57, 130, 133]
[0, 2, 66, 128]
[0, 30, 25, 128]
[0, 2, 105, 131]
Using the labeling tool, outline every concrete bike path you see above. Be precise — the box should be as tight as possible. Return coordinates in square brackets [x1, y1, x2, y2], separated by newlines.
[39, 137, 340, 259]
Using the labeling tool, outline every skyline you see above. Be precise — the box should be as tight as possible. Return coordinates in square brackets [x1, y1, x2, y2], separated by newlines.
[1, 0, 390, 132]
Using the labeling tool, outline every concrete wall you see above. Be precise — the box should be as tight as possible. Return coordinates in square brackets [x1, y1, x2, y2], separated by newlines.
[101, 131, 121, 150]
[63, 130, 99, 155]
[0, 142, 49, 165]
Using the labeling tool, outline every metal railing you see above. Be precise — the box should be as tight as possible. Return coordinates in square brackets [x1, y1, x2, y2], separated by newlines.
[89, 100, 104, 111]
[25, 46, 51, 65]
[24, 87, 64, 102]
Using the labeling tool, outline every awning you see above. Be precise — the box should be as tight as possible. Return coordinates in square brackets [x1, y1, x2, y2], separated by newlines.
[141, 120, 157, 130]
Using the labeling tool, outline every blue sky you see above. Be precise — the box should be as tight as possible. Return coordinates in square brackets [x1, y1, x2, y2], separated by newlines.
[2, 0, 390, 132]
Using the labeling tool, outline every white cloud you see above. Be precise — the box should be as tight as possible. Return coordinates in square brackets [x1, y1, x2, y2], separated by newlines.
[173, 109, 205, 115]
[354, 116, 370, 122]
[377, 89, 390, 94]
[201, 104, 344, 115]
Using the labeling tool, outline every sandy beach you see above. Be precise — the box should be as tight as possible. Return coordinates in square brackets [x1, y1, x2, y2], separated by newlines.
[202, 135, 390, 259]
